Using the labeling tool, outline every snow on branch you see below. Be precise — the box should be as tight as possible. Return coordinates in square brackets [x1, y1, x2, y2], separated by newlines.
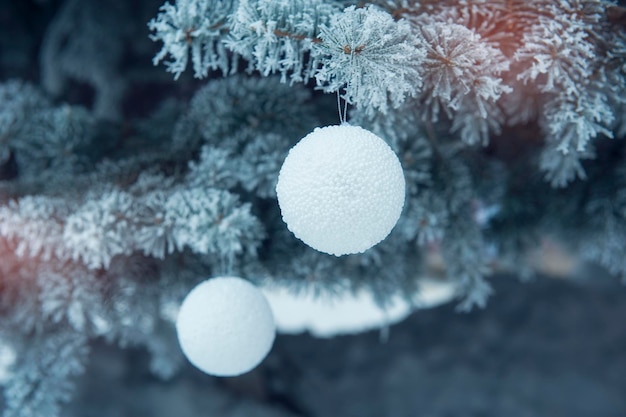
[0, 196, 71, 262]
[313, 5, 425, 116]
[164, 187, 265, 259]
[63, 189, 136, 269]
[3, 329, 89, 417]
[543, 86, 614, 154]
[539, 141, 595, 188]
[515, 13, 595, 97]
[0, 181, 265, 270]
[148, 0, 236, 79]
[417, 21, 511, 125]
[0, 80, 50, 139]
[37, 264, 108, 334]
[227, 0, 338, 83]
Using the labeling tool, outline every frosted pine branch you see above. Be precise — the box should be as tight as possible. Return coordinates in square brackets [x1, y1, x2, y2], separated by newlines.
[227, 0, 338, 83]
[148, 0, 236, 79]
[313, 5, 424, 116]
[515, 15, 595, 97]
[3, 329, 89, 417]
[1, 182, 265, 269]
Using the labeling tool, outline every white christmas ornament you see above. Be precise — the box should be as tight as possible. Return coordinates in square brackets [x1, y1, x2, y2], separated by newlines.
[176, 276, 276, 377]
[276, 124, 405, 256]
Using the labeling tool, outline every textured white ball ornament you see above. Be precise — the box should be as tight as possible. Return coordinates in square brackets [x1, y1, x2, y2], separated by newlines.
[276, 124, 405, 256]
[176, 276, 275, 377]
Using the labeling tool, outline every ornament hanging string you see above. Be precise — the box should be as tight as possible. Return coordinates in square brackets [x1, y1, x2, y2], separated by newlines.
[336, 90, 349, 125]
[219, 253, 234, 277]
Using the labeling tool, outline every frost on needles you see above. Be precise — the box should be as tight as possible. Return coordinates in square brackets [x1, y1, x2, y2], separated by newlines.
[0, 0, 625, 416]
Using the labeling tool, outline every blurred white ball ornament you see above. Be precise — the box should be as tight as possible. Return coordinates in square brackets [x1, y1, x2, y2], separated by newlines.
[276, 125, 405, 256]
[176, 276, 275, 377]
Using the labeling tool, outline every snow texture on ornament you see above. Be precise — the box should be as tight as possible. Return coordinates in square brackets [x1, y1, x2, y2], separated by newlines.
[176, 276, 275, 377]
[276, 124, 405, 256]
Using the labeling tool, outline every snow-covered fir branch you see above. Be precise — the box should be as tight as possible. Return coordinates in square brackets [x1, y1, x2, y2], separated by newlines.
[148, 0, 237, 79]
[313, 5, 425, 115]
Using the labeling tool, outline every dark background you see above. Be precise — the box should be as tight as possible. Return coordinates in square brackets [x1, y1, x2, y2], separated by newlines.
[65, 274, 626, 417]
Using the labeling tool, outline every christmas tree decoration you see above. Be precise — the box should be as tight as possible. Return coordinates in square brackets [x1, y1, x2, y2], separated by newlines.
[276, 124, 406, 256]
[3, 1, 626, 414]
[176, 276, 276, 377]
